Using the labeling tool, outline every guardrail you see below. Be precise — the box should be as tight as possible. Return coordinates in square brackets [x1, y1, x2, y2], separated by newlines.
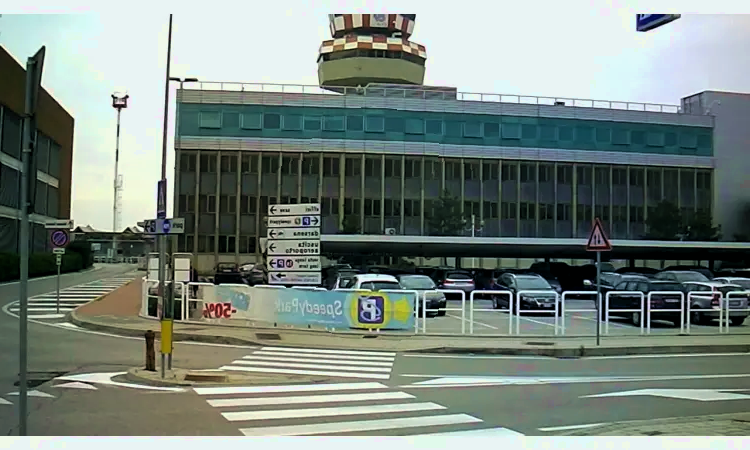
[420, 290, 466, 334]
[470, 290, 513, 335]
[515, 290, 560, 335]
[646, 291, 685, 334]
[560, 291, 600, 336]
[604, 291, 646, 335]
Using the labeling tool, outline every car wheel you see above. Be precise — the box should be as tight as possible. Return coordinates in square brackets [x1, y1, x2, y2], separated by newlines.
[437, 310, 446, 317]
[631, 311, 642, 327]
[730, 317, 746, 326]
[690, 310, 704, 325]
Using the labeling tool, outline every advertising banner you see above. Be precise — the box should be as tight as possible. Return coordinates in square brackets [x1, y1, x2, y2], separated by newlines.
[275, 289, 415, 330]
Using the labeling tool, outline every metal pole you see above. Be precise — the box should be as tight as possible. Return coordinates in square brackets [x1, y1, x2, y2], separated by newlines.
[159, 14, 173, 379]
[56, 259, 61, 314]
[167, 79, 183, 370]
[113, 107, 121, 261]
[596, 251, 601, 346]
[18, 57, 36, 437]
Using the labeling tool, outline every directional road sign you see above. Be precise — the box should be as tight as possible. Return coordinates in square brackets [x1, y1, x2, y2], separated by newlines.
[156, 179, 167, 220]
[267, 215, 320, 229]
[53, 248, 65, 255]
[636, 14, 681, 32]
[267, 256, 321, 272]
[266, 239, 320, 256]
[586, 218, 612, 252]
[50, 229, 70, 248]
[267, 227, 320, 240]
[268, 203, 321, 216]
[269, 271, 322, 285]
[143, 218, 185, 235]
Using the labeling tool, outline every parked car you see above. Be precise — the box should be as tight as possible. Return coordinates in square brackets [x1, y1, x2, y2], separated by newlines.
[429, 269, 475, 299]
[472, 269, 506, 291]
[615, 266, 660, 276]
[337, 274, 402, 291]
[602, 279, 685, 327]
[213, 263, 245, 285]
[663, 265, 714, 280]
[713, 277, 750, 290]
[682, 281, 749, 326]
[331, 270, 362, 290]
[396, 274, 446, 317]
[655, 270, 710, 283]
[496, 273, 560, 314]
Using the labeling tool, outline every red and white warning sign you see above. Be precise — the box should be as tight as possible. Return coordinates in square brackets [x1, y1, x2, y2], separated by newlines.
[586, 218, 612, 252]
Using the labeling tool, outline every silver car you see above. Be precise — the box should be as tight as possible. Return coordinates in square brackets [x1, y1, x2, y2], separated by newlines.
[683, 281, 749, 326]
[397, 274, 447, 317]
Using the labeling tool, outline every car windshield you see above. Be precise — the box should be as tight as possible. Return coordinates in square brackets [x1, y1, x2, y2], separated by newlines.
[654, 283, 683, 291]
[369, 281, 402, 291]
[399, 276, 436, 289]
[600, 273, 621, 285]
[516, 277, 552, 290]
[446, 272, 471, 280]
[672, 272, 709, 282]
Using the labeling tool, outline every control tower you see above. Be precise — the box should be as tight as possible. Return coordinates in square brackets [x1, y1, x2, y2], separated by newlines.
[317, 14, 426, 89]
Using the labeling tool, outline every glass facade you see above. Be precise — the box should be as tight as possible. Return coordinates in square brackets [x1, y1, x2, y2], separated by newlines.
[175, 150, 714, 256]
[177, 104, 714, 157]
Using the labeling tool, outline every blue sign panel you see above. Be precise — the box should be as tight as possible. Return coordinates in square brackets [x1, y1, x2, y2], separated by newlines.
[157, 179, 167, 219]
[274, 289, 415, 330]
[636, 14, 680, 32]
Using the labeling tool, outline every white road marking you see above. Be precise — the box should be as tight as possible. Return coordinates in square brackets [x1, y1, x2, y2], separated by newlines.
[572, 315, 631, 328]
[56, 323, 80, 329]
[0, 398, 12, 405]
[229, 359, 392, 373]
[582, 388, 750, 401]
[585, 352, 750, 360]
[53, 372, 184, 392]
[538, 423, 608, 432]
[402, 354, 551, 360]
[194, 382, 388, 396]
[447, 313, 499, 330]
[238, 414, 482, 436]
[253, 351, 394, 362]
[10, 307, 75, 313]
[207, 391, 414, 408]
[222, 402, 445, 422]
[6, 390, 54, 398]
[259, 346, 396, 357]
[54, 382, 98, 390]
[415, 426, 525, 436]
[241, 355, 394, 367]
[25, 313, 67, 319]
[219, 365, 391, 379]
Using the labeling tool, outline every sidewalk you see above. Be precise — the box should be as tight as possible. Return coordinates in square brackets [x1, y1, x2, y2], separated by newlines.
[561, 412, 750, 436]
[70, 281, 750, 356]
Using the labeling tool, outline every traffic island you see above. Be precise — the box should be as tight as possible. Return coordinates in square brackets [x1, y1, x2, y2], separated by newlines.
[559, 412, 750, 436]
[123, 367, 331, 388]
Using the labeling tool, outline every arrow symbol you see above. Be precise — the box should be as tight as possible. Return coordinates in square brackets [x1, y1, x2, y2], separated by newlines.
[269, 230, 277, 239]
[270, 206, 277, 215]
[268, 243, 276, 252]
[311, 216, 319, 226]
[274, 273, 286, 280]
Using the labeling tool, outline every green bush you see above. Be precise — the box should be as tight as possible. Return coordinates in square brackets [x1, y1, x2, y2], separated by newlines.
[0, 252, 20, 282]
[67, 240, 93, 269]
[0, 247, 86, 283]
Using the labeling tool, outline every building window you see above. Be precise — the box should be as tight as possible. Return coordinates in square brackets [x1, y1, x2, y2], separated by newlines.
[596, 128, 611, 143]
[364, 198, 381, 216]
[612, 129, 630, 145]
[218, 235, 236, 253]
[199, 195, 217, 213]
[445, 161, 460, 180]
[502, 123, 521, 139]
[464, 162, 479, 180]
[539, 164, 553, 183]
[199, 154, 217, 173]
[520, 163, 536, 183]
[540, 125, 556, 140]
[697, 171, 712, 190]
[612, 167, 627, 185]
[501, 202, 517, 220]
[405, 118, 424, 135]
[575, 126, 593, 142]
[263, 113, 281, 130]
[521, 124, 537, 139]
[556, 204, 571, 221]
[558, 126, 574, 141]
[283, 114, 302, 131]
[199, 111, 221, 129]
[219, 195, 237, 214]
[404, 159, 421, 178]
[365, 116, 385, 133]
[302, 154, 320, 175]
[347, 115, 364, 131]
[483, 201, 499, 219]
[261, 155, 279, 174]
[241, 154, 258, 173]
[557, 165, 572, 184]
[323, 157, 339, 177]
[629, 168, 644, 187]
[240, 112, 262, 130]
[463, 122, 482, 138]
[180, 153, 197, 172]
[384, 117, 404, 133]
[576, 166, 592, 185]
[680, 133, 698, 149]
[501, 163, 517, 182]
[424, 160, 439, 180]
[425, 119, 443, 135]
[323, 116, 345, 131]
[304, 116, 321, 131]
[281, 155, 299, 175]
[220, 155, 237, 173]
[539, 204, 554, 220]
[385, 158, 401, 178]
[364, 157, 381, 177]
[484, 122, 500, 138]
[482, 161, 499, 180]
[345, 157, 362, 177]
[520, 202, 536, 220]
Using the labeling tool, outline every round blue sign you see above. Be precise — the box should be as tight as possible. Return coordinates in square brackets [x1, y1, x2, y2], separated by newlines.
[51, 229, 69, 248]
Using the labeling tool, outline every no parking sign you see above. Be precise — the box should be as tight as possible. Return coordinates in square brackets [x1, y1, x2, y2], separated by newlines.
[50, 229, 70, 248]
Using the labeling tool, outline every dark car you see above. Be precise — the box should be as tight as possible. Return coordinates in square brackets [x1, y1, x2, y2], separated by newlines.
[603, 279, 685, 327]
[396, 274, 447, 317]
[655, 270, 710, 283]
[496, 273, 560, 314]
[213, 263, 245, 285]
[615, 266, 660, 276]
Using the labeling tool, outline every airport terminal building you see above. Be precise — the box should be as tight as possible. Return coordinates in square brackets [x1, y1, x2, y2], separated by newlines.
[172, 14, 750, 272]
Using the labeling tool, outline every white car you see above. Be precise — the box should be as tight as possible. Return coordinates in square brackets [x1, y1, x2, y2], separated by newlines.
[336, 274, 403, 291]
[713, 277, 750, 290]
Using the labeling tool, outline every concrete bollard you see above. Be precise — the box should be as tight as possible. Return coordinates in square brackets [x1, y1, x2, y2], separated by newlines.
[145, 330, 156, 372]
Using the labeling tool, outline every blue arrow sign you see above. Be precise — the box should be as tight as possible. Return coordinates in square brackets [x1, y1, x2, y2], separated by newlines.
[636, 14, 680, 32]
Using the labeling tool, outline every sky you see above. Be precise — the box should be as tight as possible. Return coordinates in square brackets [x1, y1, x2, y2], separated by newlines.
[0, 1, 748, 232]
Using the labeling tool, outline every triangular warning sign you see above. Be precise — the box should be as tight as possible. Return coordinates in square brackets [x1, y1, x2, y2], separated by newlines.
[586, 218, 612, 251]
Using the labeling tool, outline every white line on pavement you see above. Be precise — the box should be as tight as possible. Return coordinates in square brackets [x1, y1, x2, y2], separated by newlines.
[446, 313, 499, 330]
[402, 354, 552, 360]
[222, 402, 445, 422]
[194, 382, 388, 396]
[538, 423, 608, 432]
[219, 365, 391, 379]
[259, 346, 396, 357]
[207, 391, 414, 408]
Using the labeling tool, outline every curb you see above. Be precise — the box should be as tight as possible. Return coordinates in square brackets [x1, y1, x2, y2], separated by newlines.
[122, 367, 333, 388]
[67, 312, 750, 356]
[559, 411, 750, 436]
[122, 369, 193, 387]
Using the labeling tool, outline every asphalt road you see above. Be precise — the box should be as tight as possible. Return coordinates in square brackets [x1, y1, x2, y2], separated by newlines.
[0, 265, 257, 436]
[421, 299, 750, 336]
[387, 352, 750, 435]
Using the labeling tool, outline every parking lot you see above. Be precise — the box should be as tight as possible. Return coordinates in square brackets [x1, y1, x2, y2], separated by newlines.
[415, 299, 750, 337]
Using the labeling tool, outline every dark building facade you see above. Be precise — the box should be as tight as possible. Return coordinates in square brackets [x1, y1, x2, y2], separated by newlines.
[0, 45, 74, 253]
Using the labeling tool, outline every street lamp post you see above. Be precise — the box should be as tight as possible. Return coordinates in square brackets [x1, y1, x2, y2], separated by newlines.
[111, 93, 128, 262]
[165, 76, 198, 370]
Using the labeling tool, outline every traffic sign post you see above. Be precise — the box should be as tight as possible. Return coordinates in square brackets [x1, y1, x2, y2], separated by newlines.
[586, 217, 612, 347]
[55, 250, 63, 313]
[266, 203, 321, 285]
[47, 222, 72, 317]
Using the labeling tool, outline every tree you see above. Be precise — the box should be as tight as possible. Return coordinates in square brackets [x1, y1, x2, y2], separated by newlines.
[644, 200, 682, 240]
[340, 215, 361, 234]
[426, 190, 467, 236]
[684, 209, 721, 241]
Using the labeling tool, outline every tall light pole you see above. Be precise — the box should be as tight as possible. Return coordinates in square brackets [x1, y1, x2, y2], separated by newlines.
[158, 14, 173, 378]
[166, 75, 198, 370]
[111, 93, 128, 262]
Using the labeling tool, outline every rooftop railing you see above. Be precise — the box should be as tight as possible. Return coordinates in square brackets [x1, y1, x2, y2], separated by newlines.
[185, 82, 687, 115]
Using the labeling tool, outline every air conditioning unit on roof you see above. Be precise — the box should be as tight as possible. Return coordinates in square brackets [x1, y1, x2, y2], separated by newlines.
[384, 228, 396, 235]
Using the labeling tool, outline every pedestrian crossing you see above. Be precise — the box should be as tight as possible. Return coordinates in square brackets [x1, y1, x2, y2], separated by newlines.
[194, 381, 524, 436]
[6, 276, 136, 321]
[219, 346, 398, 380]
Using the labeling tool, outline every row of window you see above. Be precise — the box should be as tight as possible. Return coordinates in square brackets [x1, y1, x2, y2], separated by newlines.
[194, 109, 712, 151]
[1, 105, 63, 179]
[179, 235, 258, 254]
[180, 153, 713, 190]
[179, 193, 709, 223]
